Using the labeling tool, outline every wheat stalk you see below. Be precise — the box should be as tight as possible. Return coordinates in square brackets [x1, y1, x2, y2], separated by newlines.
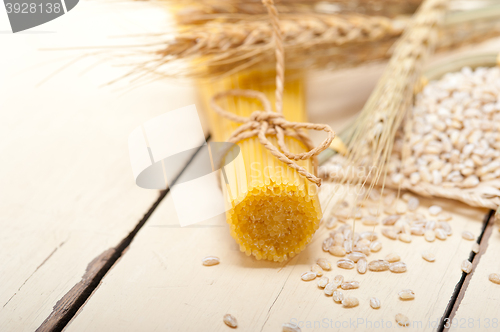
[95, 1, 500, 89]
[112, 2, 500, 83]
[127, 13, 404, 80]
[323, 0, 449, 211]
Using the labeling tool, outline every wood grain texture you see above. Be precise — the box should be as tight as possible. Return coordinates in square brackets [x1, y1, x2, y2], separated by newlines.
[449, 216, 500, 331]
[0, 2, 201, 331]
[64, 178, 487, 332]
[35, 248, 116, 332]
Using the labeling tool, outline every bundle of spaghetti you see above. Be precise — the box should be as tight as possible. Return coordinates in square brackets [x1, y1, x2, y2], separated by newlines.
[199, 69, 322, 262]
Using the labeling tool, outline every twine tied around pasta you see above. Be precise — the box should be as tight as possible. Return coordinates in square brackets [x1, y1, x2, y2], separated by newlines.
[209, 0, 334, 186]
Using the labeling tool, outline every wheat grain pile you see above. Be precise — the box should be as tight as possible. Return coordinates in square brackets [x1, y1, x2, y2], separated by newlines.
[322, 64, 500, 210]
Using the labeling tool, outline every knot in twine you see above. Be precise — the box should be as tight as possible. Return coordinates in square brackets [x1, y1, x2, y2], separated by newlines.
[210, 89, 334, 186]
[209, 0, 335, 187]
[249, 110, 283, 123]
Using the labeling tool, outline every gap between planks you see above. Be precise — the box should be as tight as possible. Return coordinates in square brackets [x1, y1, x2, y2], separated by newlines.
[438, 209, 495, 332]
[35, 139, 209, 332]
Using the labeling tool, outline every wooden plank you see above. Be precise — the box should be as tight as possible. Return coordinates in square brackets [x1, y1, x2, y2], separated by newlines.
[61, 39, 500, 332]
[448, 215, 500, 331]
[0, 2, 203, 331]
[64, 179, 488, 332]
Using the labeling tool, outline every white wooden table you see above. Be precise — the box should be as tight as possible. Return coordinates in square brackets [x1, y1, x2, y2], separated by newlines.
[1, 2, 500, 331]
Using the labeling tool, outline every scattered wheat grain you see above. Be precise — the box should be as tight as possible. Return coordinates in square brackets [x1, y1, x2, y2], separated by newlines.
[422, 251, 436, 262]
[337, 258, 355, 269]
[329, 246, 346, 257]
[223, 314, 238, 328]
[311, 264, 324, 277]
[438, 221, 452, 236]
[382, 228, 398, 240]
[370, 297, 381, 309]
[344, 240, 353, 254]
[461, 260, 472, 274]
[347, 252, 366, 263]
[324, 282, 336, 296]
[362, 216, 379, 226]
[425, 230, 436, 242]
[317, 258, 332, 271]
[282, 322, 301, 332]
[368, 259, 389, 272]
[395, 313, 410, 327]
[333, 233, 344, 246]
[333, 275, 344, 288]
[462, 231, 475, 241]
[332, 290, 344, 303]
[396, 201, 408, 214]
[357, 258, 367, 274]
[429, 205, 442, 215]
[489, 273, 500, 285]
[370, 241, 382, 252]
[325, 216, 338, 229]
[341, 280, 360, 290]
[353, 244, 370, 256]
[399, 233, 412, 243]
[471, 243, 480, 254]
[398, 289, 415, 300]
[317, 276, 329, 288]
[390, 262, 407, 273]
[301, 271, 317, 281]
[342, 297, 359, 308]
[202, 256, 220, 266]
[360, 231, 377, 241]
[385, 253, 400, 263]
[322, 237, 333, 252]
[411, 226, 425, 236]
[407, 197, 420, 211]
[435, 228, 447, 240]
[437, 212, 452, 221]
